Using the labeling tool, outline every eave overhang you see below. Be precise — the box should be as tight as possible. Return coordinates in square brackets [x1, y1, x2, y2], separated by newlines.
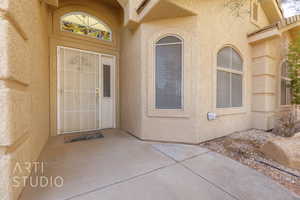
[137, 0, 197, 23]
[123, 0, 197, 29]
[42, 0, 59, 7]
[248, 15, 300, 44]
[44, 0, 196, 29]
[260, 0, 283, 23]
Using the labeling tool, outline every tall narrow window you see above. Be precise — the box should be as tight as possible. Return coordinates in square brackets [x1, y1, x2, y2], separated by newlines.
[217, 47, 243, 108]
[61, 12, 112, 41]
[281, 61, 292, 105]
[103, 64, 111, 97]
[155, 36, 183, 109]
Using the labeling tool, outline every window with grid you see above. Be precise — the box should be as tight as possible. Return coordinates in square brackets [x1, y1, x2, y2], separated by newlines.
[281, 61, 292, 105]
[217, 47, 243, 108]
[155, 36, 183, 109]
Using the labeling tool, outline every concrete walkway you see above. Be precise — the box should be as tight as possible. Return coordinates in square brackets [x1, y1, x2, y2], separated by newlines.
[19, 129, 299, 200]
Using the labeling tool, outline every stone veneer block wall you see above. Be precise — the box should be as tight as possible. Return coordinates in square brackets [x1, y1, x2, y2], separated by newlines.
[0, 89, 30, 146]
[0, 0, 34, 35]
[0, 0, 50, 199]
[251, 37, 284, 130]
[0, 137, 33, 200]
[0, 155, 10, 200]
[0, 19, 30, 84]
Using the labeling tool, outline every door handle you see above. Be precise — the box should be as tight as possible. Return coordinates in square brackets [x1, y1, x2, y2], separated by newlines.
[95, 88, 100, 96]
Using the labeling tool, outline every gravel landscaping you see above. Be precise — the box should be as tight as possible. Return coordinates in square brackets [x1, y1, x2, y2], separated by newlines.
[200, 129, 300, 196]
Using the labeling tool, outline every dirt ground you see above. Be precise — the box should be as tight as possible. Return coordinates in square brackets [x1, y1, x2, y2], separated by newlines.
[200, 129, 300, 196]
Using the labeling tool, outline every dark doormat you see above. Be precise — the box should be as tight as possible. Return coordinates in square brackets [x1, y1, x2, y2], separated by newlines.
[64, 132, 104, 143]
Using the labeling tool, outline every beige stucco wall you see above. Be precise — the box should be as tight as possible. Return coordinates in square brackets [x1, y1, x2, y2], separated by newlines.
[120, 27, 143, 136]
[251, 31, 293, 130]
[0, 0, 50, 199]
[120, 0, 271, 144]
[0, 0, 291, 198]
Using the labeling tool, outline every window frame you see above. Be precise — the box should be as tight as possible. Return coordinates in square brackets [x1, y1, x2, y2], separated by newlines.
[60, 11, 113, 42]
[216, 46, 245, 111]
[147, 32, 191, 118]
[154, 35, 184, 110]
[280, 60, 292, 106]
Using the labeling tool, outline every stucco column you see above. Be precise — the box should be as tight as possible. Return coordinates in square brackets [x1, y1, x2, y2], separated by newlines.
[0, 4, 31, 200]
[251, 38, 279, 130]
[0, 1, 50, 200]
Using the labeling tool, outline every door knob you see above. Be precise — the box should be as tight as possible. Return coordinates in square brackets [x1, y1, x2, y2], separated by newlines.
[95, 88, 100, 96]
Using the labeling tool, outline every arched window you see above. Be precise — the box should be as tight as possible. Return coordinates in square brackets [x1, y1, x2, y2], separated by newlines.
[217, 47, 243, 108]
[155, 36, 183, 109]
[281, 61, 292, 105]
[61, 12, 112, 41]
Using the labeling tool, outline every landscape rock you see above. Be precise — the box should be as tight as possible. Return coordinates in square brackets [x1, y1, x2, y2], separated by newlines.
[261, 133, 300, 170]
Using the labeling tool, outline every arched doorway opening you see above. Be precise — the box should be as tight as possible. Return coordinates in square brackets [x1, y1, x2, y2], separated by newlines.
[49, 2, 122, 135]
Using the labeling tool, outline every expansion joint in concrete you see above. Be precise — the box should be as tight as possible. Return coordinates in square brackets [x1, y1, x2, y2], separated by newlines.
[64, 162, 177, 200]
[180, 163, 240, 200]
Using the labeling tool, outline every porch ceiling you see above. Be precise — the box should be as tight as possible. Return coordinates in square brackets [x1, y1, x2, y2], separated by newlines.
[139, 0, 197, 23]
[45, 0, 195, 28]
[260, 0, 283, 23]
[96, 0, 122, 8]
[48, 0, 123, 8]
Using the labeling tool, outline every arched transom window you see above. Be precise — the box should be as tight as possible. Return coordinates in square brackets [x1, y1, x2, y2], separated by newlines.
[217, 47, 243, 108]
[155, 36, 183, 109]
[281, 61, 292, 105]
[61, 12, 112, 41]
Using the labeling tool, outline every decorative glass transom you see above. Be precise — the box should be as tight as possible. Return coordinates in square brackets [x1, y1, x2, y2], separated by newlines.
[61, 12, 112, 41]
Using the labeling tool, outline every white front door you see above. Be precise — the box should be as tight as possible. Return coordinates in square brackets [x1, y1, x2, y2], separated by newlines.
[57, 46, 115, 134]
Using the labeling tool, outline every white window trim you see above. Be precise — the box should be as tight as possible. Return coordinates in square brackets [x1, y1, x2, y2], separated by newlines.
[154, 38, 184, 110]
[147, 32, 191, 118]
[214, 45, 246, 116]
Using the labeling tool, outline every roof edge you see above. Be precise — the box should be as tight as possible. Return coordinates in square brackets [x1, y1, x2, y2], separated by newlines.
[260, 0, 283, 23]
[248, 14, 300, 37]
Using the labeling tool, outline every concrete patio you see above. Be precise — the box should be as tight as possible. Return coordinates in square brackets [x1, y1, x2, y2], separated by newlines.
[19, 129, 299, 200]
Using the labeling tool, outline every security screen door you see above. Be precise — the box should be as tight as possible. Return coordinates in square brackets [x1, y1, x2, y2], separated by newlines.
[57, 46, 115, 134]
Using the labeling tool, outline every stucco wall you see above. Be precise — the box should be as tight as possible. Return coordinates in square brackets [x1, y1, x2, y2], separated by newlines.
[251, 32, 293, 130]
[0, 0, 50, 199]
[0, 0, 288, 198]
[120, 0, 271, 143]
[120, 27, 143, 136]
[142, 0, 271, 143]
